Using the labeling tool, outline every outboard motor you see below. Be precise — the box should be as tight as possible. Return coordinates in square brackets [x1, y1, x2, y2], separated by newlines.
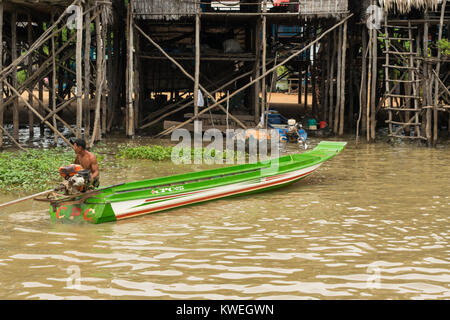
[58, 164, 91, 194]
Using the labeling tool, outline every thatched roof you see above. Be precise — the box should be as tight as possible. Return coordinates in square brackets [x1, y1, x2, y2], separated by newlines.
[378, 0, 441, 14]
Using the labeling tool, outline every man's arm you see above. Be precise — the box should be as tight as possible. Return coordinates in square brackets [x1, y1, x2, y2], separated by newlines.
[90, 154, 99, 181]
[74, 155, 80, 165]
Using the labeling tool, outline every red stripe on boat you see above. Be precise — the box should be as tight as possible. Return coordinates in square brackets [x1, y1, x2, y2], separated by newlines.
[116, 168, 317, 220]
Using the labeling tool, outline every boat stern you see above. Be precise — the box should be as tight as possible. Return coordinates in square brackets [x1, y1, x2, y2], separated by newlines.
[49, 202, 116, 224]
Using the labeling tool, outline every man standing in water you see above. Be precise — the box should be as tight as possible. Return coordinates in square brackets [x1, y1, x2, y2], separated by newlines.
[73, 138, 100, 188]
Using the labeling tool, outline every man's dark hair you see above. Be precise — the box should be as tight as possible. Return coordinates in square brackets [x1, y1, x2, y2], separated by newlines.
[73, 138, 86, 150]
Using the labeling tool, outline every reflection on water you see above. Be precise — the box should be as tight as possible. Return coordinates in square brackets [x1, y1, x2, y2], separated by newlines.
[0, 138, 449, 299]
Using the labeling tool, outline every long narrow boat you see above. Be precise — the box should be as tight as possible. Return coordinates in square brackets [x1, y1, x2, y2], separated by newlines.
[45, 141, 346, 224]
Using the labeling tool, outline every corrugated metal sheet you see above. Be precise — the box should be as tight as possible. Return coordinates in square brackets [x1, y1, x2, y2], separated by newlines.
[133, 0, 196, 21]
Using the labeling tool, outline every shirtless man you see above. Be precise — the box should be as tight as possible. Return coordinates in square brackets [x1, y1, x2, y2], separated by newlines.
[73, 138, 100, 188]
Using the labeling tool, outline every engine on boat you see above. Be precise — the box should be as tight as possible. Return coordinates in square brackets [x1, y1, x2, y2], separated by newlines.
[56, 164, 92, 195]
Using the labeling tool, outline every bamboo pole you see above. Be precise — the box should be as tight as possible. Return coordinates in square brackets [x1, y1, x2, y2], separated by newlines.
[11, 11, 19, 139]
[51, 14, 58, 144]
[102, 15, 108, 135]
[135, 25, 248, 130]
[27, 14, 34, 138]
[126, 2, 134, 137]
[4, 80, 74, 148]
[370, 25, 377, 141]
[323, 35, 331, 123]
[433, 0, 447, 146]
[26, 88, 77, 137]
[157, 14, 354, 137]
[384, 14, 393, 142]
[42, 97, 76, 122]
[360, 28, 368, 138]
[140, 67, 260, 130]
[0, 1, 3, 148]
[339, 20, 348, 136]
[424, 12, 432, 145]
[254, 19, 262, 123]
[261, 0, 267, 124]
[193, 2, 200, 117]
[0, 0, 80, 81]
[76, 5, 83, 138]
[334, 25, 342, 134]
[366, 27, 372, 143]
[91, 11, 104, 145]
[84, 5, 91, 139]
[0, 125, 27, 151]
[329, 29, 337, 126]
[38, 28, 45, 137]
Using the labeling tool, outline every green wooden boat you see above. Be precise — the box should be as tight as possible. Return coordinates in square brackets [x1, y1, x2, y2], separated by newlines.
[46, 141, 346, 224]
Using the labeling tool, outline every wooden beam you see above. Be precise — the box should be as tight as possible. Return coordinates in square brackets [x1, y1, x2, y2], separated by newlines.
[4, 80, 74, 148]
[156, 14, 354, 137]
[339, 20, 348, 136]
[11, 10, 19, 139]
[84, 4, 91, 139]
[135, 25, 248, 131]
[0, 1, 3, 148]
[76, 4, 83, 138]
[193, 2, 200, 117]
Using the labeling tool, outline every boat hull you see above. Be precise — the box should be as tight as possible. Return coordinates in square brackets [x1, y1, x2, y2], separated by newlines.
[49, 164, 319, 224]
[48, 141, 347, 224]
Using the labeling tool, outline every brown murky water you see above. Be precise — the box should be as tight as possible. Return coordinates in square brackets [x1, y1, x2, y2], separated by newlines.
[0, 137, 449, 299]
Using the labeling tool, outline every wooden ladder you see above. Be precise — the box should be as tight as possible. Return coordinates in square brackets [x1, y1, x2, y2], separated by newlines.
[382, 21, 426, 141]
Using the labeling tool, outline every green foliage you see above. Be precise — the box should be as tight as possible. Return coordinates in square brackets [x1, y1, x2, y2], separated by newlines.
[117, 145, 245, 162]
[0, 149, 74, 192]
[438, 39, 450, 56]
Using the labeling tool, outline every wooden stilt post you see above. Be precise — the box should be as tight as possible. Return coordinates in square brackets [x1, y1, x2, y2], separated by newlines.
[84, 4, 91, 140]
[323, 34, 331, 124]
[304, 32, 309, 110]
[329, 29, 337, 126]
[424, 13, 432, 145]
[370, 24, 377, 142]
[27, 14, 34, 138]
[156, 15, 354, 137]
[433, 0, 447, 146]
[91, 9, 104, 145]
[261, 0, 267, 124]
[126, 2, 134, 137]
[334, 25, 342, 134]
[348, 36, 354, 130]
[51, 14, 58, 144]
[76, 4, 83, 139]
[339, 20, 348, 136]
[39, 28, 45, 137]
[254, 16, 262, 123]
[11, 11, 19, 139]
[360, 28, 368, 138]
[193, 1, 200, 117]
[4, 80, 74, 148]
[366, 26, 372, 143]
[101, 14, 108, 135]
[0, 1, 3, 148]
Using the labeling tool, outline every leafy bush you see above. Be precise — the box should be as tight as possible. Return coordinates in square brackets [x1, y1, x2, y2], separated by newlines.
[437, 39, 450, 56]
[117, 145, 245, 162]
[0, 148, 74, 192]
